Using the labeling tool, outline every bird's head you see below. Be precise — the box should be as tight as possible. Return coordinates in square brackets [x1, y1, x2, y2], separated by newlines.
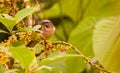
[39, 20, 55, 39]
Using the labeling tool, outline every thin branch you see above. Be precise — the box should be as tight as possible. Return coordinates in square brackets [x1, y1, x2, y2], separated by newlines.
[11, 0, 17, 16]
[24, 0, 33, 27]
[52, 41, 112, 73]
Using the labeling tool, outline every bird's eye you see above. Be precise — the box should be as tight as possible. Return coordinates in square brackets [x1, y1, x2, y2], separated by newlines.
[44, 22, 50, 28]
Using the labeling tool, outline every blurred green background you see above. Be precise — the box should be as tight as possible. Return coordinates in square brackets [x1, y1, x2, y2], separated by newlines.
[37, 0, 120, 73]
[0, 0, 120, 73]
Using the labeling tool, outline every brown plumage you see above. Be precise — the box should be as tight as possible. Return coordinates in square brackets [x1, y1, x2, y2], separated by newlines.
[40, 20, 55, 39]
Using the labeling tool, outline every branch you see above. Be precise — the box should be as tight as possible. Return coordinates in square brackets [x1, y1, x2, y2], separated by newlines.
[52, 41, 112, 73]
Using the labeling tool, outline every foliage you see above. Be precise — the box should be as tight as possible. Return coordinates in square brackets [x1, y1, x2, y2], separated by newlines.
[0, 0, 120, 73]
[9, 46, 35, 68]
[0, 7, 38, 32]
[93, 17, 120, 73]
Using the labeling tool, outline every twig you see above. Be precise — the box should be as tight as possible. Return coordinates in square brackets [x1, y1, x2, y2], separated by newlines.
[24, 0, 33, 27]
[52, 41, 112, 73]
[11, 0, 17, 16]
[32, 65, 53, 72]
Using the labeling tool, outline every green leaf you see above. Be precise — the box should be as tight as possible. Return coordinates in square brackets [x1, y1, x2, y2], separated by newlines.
[39, 54, 80, 66]
[65, 57, 86, 73]
[17, 27, 39, 32]
[55, 19, 74, 41]
[59, 0, 81, 23]
[44, 3, 60, 18]
[15, 7, 38, 23]
[45, 0, 120, 23]
[0, 15, 16, 32]
[44, 0, 82, 23]
[84, 0, 120, 17]
[12, 41, 24, 47]
[39, 54, 86, 73]
[93, 17, 120, 72]
[67, 17, 100, 73]
[9, 46, 35, 68]
[68, 17, 100, 56]
[0, 7, 38, 32]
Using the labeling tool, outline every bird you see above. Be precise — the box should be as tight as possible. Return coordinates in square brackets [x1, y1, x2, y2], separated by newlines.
[26, 20, 55, 47]
[40, 20, 55, 39]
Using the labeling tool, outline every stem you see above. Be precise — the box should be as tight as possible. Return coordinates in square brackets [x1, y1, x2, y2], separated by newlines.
[11, 0, 17, 16]
[24, 0, 33, 27]
[32, 65, 53, 72]
[52, 41, 112, 73]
